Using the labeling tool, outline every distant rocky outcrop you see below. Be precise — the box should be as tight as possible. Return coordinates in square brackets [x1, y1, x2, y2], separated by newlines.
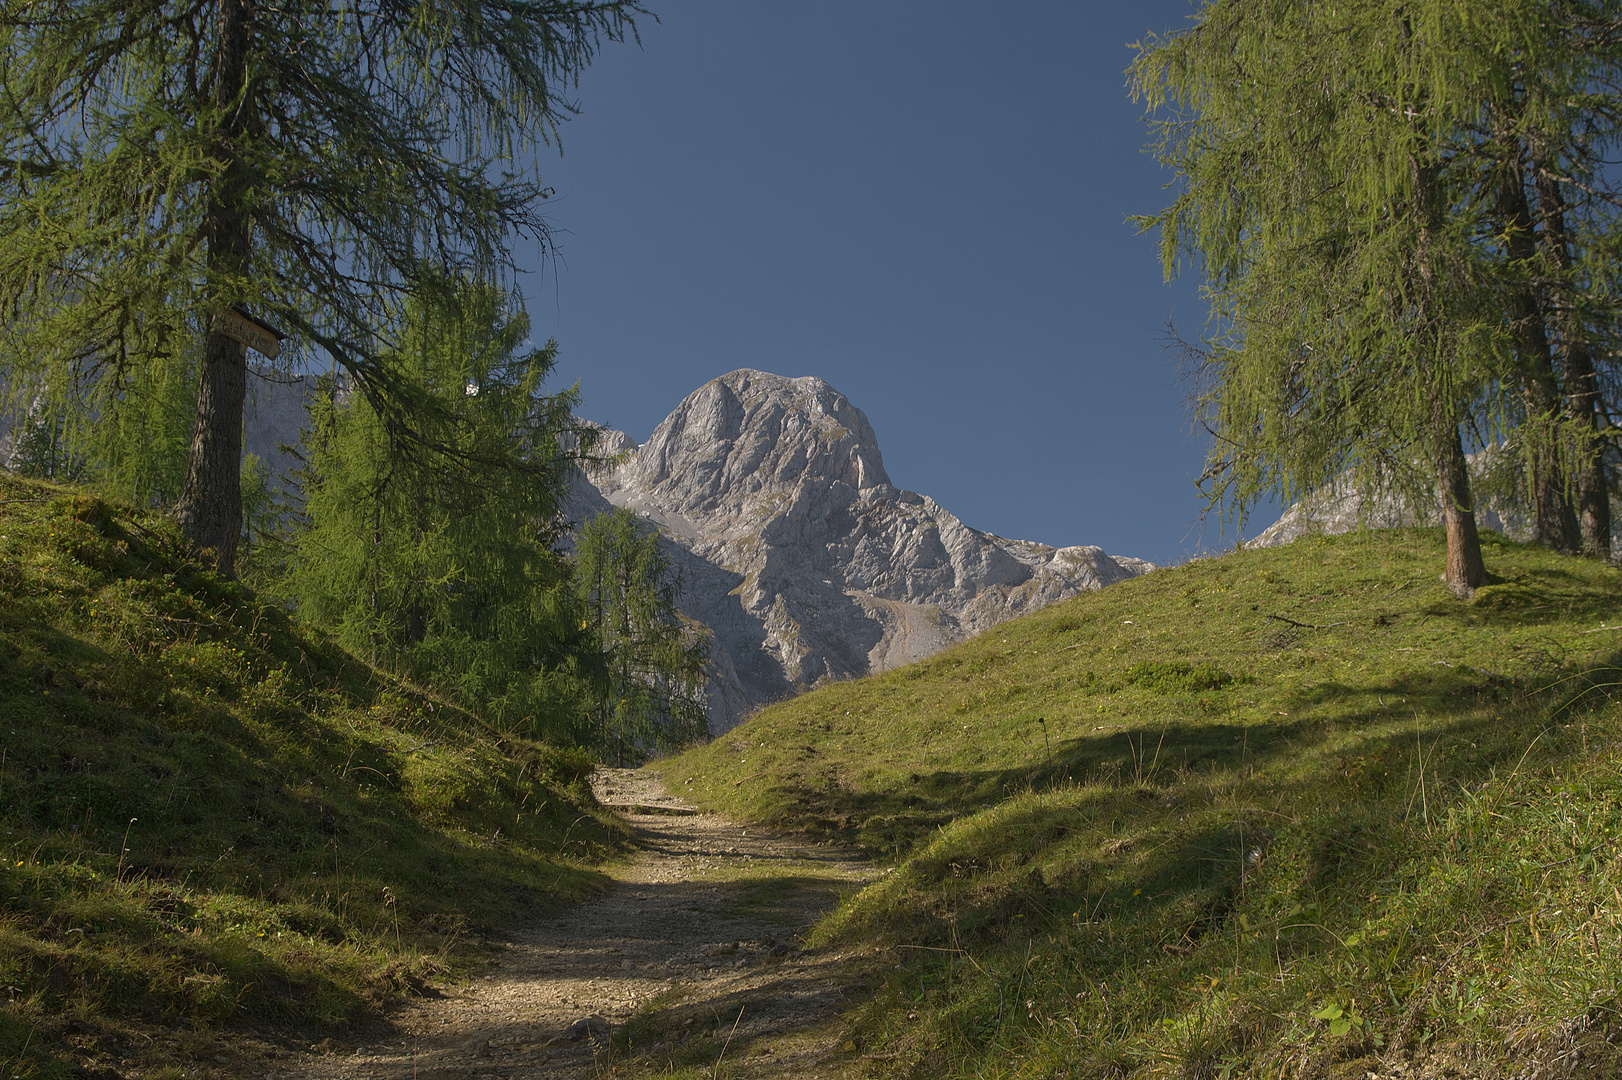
[242, 370, 325, 497]
[571, 370, 1153, 732]
[7, 364, 1152, 734]
[1246, 458, 1550, 551]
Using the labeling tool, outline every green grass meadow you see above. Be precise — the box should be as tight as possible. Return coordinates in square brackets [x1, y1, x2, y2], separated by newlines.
[0, 475, 630, 1079]
[9, 467, 1622, 1080]
[666, 528, 1622, 1078]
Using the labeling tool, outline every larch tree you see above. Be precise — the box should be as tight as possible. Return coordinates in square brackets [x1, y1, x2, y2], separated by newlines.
[291, 279, 597, 739]
[6, 320, 206, 509]
[0, 0, 642, 575]
[1465, 4, 1622, 558]
[1132, 0, 1622, 592]
[573, 507, 709, 762]
[1502, 9, 1622, 558]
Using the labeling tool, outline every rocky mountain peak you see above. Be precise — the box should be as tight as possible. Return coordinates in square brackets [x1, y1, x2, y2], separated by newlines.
[151, 364, 1154, 735]
[577, 369, 1154, 731]
[598, 370, 891, 536]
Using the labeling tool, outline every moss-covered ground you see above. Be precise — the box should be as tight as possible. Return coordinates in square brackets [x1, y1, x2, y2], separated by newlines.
[0, 475, 630, 1079]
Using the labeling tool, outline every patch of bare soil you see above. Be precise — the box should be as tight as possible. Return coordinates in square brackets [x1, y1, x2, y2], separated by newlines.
[276, 767, 880, 1080]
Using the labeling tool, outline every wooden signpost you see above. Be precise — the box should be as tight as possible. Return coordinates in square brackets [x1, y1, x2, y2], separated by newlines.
[215, 307, 284, 361]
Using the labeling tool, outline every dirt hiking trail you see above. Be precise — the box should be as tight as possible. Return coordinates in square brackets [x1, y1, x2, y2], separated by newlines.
[281, 767, 881, 1080]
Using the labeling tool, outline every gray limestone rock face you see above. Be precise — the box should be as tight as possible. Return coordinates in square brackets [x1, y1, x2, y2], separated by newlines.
[572, 369, 1153, 733]
[1246, 455, 1546, 551]
[73, 363, 1150, 736]
[1247, 482, 1427, 550]
[243, 367, 325, 499]
[7, 362, 1149, 736]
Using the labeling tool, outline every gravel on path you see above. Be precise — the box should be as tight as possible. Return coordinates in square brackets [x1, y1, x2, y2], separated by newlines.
[276, 766, 880, 1080]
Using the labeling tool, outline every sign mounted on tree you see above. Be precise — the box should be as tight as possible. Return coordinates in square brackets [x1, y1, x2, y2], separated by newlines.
[214, 308, 283, 361]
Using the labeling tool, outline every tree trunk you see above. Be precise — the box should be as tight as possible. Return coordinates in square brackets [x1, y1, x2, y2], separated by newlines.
[1506, 285, 1579, 553]
[1494, 139, 1580, 552]
[1409, 136, 1487, 596]
[174, 332, 249, 571]
[1533, 164, 1613, 559]
[1437, 417, 1488, 597]
[172, 0, 255, 576]
[1521, 391, 1580, 553]
[1563, 344, 1611, 559]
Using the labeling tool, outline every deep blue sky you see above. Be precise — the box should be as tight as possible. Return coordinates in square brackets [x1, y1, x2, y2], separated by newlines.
[517, 1, 1264, 566]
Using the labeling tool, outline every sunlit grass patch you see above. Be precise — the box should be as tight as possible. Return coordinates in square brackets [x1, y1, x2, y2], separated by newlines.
[666, 528, 1622, 1077]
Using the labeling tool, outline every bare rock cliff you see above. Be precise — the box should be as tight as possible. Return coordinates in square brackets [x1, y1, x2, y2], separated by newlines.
[85, 365, 1152, 735]
[1246, 456, 1542, 551]
[574, 369, 1152, 732]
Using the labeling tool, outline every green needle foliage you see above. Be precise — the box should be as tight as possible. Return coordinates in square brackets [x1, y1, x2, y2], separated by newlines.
[289, 280, 596, 742]
[0, 0, 643, 573]
[574, 507, 710, 762]
[4, 330, 202, 513]
[1131, 1, 1622, 595]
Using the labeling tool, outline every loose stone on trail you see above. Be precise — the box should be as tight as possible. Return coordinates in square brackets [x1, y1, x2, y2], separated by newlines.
[278, 766, 878, 1079]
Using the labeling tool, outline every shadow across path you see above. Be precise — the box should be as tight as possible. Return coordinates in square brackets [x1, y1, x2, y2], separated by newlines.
[283, 767, 880, 1080]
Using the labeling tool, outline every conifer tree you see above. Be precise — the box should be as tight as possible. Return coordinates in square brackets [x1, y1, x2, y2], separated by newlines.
[290, 281, 595, 739]
[573, 507, 709, 761]
[3, 330, 194, 504]
[1469, 9, 1622, 558]
[1509, 17, 1622, 559]
[87, 351, 199, 511]
[1133, 0, 1622, 589]
[0, 0, 642, 575]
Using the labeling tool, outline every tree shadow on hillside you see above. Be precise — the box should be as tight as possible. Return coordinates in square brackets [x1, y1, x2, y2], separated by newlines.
[2, 612, 622, 926]
[756, 652, 1622, 860]
[1449, 563, 1622, 630]
[771, 672, 1615, 967]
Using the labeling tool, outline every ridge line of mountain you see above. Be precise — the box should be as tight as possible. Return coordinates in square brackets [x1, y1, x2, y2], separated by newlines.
[566, 368, 1153, 731]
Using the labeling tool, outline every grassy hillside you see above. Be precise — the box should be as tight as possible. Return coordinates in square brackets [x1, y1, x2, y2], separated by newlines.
[666, 529, 1622, 1078]
[0, 474, 630, 1080]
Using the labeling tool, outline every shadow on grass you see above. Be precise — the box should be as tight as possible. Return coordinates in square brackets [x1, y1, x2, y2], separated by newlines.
[804, 686, 1609, 966]
[0, 606, 625, 1059]
[756, 649, 1622, 870]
